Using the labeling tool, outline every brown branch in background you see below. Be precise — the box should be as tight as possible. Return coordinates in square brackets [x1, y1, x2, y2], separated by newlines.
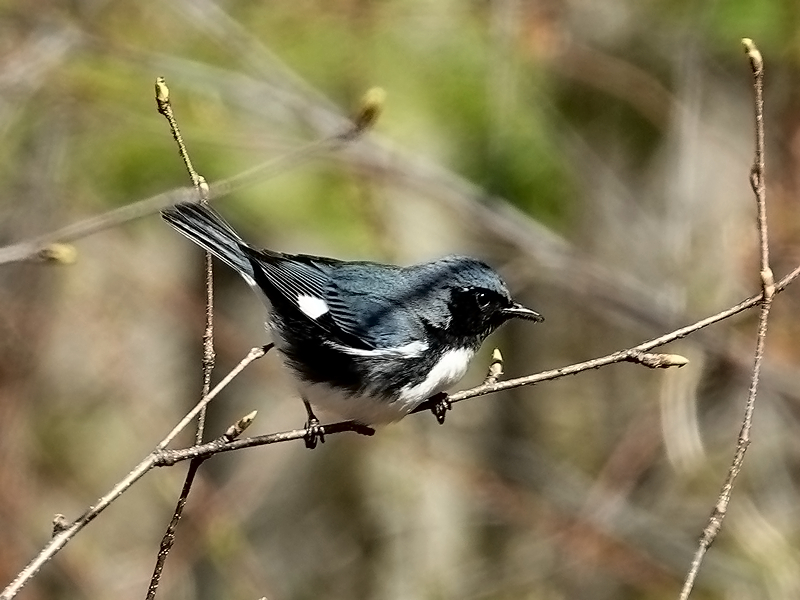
[0, 85, 382, 267]
[0, 345, 270, 600]
[678, 38, 772, 600]
[147, 77, 216, 600]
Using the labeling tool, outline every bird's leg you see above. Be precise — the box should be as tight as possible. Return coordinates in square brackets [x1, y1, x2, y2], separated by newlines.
[302, 397, 325, 449]
[430, 392, 451, 425]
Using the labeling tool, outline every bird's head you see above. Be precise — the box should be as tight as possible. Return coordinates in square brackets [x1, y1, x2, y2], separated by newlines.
[431, 256, 543, 342]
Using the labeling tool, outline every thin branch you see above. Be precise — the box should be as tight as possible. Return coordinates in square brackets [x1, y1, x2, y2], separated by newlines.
[147, 77, 216, 600]
[678, 38, 772, 600]
[155, 261, 799, 465]
[0, 122, 366, 267]
[155, 420, 376, 465]
[144, 459, 201, 600]
[143, 413, 257, 600]
[155, 78, 209, 197]
[154, 77, 216, 438]
[0, 345, 270, 600]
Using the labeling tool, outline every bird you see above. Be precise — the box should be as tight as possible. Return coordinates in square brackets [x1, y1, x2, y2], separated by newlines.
[162, 202, 543, 447]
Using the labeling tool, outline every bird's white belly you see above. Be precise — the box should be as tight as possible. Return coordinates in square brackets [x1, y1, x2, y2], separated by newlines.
[300, 382, 410, 425]
[397, 347, 474, 406]
[297, 347, 475, 425]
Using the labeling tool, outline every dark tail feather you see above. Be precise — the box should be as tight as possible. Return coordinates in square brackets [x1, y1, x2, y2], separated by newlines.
[161, 203, 254, 277]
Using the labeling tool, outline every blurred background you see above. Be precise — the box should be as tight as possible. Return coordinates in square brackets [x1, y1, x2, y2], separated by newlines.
[2, 0, 800, 598]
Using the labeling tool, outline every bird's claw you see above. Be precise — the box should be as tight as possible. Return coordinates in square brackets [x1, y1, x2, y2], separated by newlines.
[430, 393, 451, 425]
[304, 417, 326, 449]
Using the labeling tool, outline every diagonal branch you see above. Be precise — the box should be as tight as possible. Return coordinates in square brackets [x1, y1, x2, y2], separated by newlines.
[0, 345, 270, 600]
[0, 123, 365, 267]
[677, 38, 772, 600]
[157, 261, 799, 465]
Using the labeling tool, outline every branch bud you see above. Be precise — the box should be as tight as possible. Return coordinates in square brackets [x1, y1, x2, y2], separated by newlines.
[52, 514, 69, 536]
[353, 87, 386, 132]
[37, 243, 77, 265]
[155, 76, 170, 113]
[224, 410, 258, 441]
[741, 38, 763, 75]
[484, 348, 504, 384]
[630, 352, 689, 369]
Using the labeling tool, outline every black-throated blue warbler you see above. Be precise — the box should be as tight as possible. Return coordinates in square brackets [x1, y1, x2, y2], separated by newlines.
[162, 203, 543, 446]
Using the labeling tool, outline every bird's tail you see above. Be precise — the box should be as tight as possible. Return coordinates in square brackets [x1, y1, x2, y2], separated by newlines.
[162, 203, 254, 277]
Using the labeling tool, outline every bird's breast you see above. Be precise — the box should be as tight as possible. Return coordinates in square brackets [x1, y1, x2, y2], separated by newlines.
[397, 346, 475, 406]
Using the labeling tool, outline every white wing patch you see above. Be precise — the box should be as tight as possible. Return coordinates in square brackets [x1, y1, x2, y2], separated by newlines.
[398, 347, 474, 405]
[297, 294, 329, 319]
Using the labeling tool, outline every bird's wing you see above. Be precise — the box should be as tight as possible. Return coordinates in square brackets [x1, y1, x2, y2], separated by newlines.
[243, 248, 394, 350]
[324, 263, 426, 349]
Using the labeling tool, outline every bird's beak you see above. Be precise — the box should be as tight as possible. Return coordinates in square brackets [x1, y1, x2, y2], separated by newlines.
[501, 302, 544, 323]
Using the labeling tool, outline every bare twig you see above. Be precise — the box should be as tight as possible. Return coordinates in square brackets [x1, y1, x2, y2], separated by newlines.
[145, 414, 256, 600]
[0, 345, 270, 600]
[146, 408, 257, 600]
[153, 261, 797, 465]
[158, 345, 271, 451]
[155, 420, 376, 466]
[0, 116, 368, 267]
[144, 459, 201, 600]
[678, 38, 772, 600]
[147, 77, 216, 600]
[155, 78, 209, 199]
[154, 77, 216, 435]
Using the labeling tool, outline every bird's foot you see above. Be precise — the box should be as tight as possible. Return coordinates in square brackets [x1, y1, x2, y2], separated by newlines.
[302, 398, 326, 449]
[430, 392, 451, 425]
[304, 416, 326, 449]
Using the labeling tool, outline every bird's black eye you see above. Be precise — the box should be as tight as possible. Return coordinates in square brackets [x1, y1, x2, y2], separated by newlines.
[474, 291, 491, 310]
